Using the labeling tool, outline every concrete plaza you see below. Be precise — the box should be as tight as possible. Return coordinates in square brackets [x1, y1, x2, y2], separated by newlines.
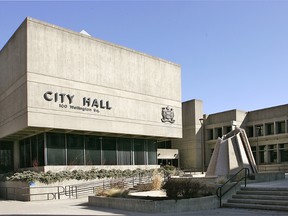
[1, 176, 288, 216]
[0, 192, 287, 216]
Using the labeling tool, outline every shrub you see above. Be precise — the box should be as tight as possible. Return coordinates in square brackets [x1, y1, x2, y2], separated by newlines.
[162, 178, 213, 199]
[2, 168, 156, 184]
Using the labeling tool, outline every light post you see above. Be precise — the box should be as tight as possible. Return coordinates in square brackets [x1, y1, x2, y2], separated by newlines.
[199, 118, 204, 174]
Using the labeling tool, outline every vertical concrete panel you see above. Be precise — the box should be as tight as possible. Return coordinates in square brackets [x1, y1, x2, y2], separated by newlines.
[172, 100, 204, 169]
[0, 19, 28, 138]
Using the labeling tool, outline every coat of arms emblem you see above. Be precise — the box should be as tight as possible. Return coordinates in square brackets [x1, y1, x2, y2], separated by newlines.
[161, 106, 175, 124]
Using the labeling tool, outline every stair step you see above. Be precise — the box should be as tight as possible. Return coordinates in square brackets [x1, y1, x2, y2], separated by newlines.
[223, 202, 288, 211]
[232, 194, 288, 200]
[237, 190, 288, 196]
[241, 186, 288, 191]
[228, 198, 288, 206]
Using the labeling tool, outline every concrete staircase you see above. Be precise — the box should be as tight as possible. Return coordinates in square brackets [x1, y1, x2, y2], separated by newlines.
[223, 186, 288, 211]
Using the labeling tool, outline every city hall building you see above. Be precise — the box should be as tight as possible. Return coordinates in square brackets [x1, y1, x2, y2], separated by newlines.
[0, 17, 182, 173]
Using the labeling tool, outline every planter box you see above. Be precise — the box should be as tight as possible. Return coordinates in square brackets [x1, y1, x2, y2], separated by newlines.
[88, 195, 218, 213]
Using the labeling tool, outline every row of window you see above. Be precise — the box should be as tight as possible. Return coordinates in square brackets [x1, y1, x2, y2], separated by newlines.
[247, 121, 286, 137]
[251, 143, 288, 164]
[20, 132, 157, 168]
[206, 121, 288, 140]
[206, 126, 232, 140]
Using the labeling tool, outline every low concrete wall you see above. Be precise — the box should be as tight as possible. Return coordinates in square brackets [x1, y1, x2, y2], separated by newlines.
[254, 171, 285, 182]
[259, 164, 288, 172]
[88, 195, 219, 213]
[0, 179, 101, 201]
[0, 181, 30, 201]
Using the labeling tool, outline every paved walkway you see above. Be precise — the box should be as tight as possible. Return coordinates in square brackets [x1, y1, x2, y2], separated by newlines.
[247, 178, 288, 188]
[1, 178, 288, 216]
[0, 197, 287, 216]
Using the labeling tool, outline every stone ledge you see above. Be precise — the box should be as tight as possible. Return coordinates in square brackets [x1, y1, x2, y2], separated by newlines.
[88, 195, 219, 213]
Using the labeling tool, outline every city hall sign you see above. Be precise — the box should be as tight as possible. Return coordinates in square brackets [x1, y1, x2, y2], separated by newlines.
[43, 91, 112, 113]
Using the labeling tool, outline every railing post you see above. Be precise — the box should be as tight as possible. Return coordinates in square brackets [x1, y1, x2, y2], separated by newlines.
[219, 187, 222, 207]
[244, 169, 247, 187]
[57, 186, 60, 200]
[75, 186, 78, 199]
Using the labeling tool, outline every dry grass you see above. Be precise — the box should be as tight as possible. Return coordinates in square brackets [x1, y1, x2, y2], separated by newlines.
[216, 176, 228, 184]
[96, 188, 129, 197]
[151, 173, 163, 190]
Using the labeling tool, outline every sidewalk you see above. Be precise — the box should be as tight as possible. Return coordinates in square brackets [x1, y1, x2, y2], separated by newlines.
[1, 178, 288, 216]
[0, 197, 287, 216]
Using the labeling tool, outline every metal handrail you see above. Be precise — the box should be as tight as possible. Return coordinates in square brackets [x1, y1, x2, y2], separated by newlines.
[0, 174, 152, 201]
[216, 168, 250, 207]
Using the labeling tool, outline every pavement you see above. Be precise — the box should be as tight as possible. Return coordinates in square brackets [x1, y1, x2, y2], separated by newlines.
[1, 179, 288, 216]
[246, 178, 288, 188]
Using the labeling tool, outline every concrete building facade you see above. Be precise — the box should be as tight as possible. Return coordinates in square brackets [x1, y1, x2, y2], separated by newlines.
[173, 100, 288, 172]
[0, 18, 182, 173]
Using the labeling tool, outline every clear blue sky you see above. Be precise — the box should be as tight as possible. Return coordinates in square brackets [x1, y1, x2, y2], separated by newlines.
[1, 0, 288, 114]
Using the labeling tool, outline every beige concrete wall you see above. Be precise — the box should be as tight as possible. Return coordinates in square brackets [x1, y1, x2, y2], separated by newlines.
[25, 18, 182, 139]
[247, 104, 288, 122]
[0, 19, 28, 139]
[172, 100, 203, 170]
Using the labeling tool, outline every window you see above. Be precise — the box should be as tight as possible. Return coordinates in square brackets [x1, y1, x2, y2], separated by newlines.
[207, 129, 213, 140]
[259, 146, 266, 164]
[255, 125, 263, 136]
[215, 127, 222, 138]
[279, 144, 288, 162]
[157, 141, 171, 149]
[147, 140, 157, 165]
[46, 133, 66, 165]
[224, 126, 232, 134]
[134, 139, 145, 165]
[67, 134, 84, 165]
[276, 121, 285, 134]
[247, 126, 254, 137]
[37, 134, 45, 166]
[0, 141, 13, 173]
[85, 136, 101, 165]
[117, 138, 132, 165]
[18, 132, 157, 167]
[102, 137, 116, 165]
[265, 123, 274, 136]
[268, 145, 277, 163]
[20, 139, 31, 168]
[20, 135, 45, 168]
